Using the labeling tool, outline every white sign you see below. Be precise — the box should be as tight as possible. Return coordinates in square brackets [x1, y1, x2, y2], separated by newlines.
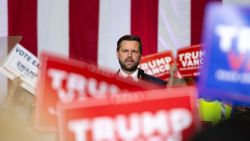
[0, 43, 39, 94]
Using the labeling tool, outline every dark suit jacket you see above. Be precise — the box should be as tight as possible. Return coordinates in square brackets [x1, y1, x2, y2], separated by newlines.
[137, 68, 167, 86]
[117, 68, 167, 86]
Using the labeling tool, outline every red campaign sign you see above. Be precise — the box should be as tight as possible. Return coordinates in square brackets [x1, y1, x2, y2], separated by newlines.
[177, 45, 205, 77]
[35, 52, 161, 131]
[139, 51, 174, 80]
[57, 87, 199, 141]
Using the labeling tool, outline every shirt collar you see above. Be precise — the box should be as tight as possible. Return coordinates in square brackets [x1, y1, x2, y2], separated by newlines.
[118, 69, 139, 81]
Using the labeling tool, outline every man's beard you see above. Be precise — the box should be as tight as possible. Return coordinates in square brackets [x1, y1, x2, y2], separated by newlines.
[119, 59, 139, 72]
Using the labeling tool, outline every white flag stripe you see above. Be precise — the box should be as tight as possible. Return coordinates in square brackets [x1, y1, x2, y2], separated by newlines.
[0, 0, 8, 37]
[98, 0, 131, 71]
[0, 0, 8, 103]
[38, 0, 69, 57]
[0, 41, 8, 103]
[157, 0, 190, 55]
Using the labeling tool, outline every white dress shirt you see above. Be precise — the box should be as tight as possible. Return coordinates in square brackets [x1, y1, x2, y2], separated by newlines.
[118, 69, 139, 81]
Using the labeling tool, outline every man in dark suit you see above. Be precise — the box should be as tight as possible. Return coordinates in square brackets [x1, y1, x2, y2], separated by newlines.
[116, 34, 167, 86]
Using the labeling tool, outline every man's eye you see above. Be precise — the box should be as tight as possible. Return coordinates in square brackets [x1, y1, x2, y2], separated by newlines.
[132, 50, 139, 53]
[122, 50, 128, 52]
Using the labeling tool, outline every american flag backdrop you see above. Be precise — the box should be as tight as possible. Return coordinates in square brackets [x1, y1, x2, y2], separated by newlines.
[2, 0, 248, 102]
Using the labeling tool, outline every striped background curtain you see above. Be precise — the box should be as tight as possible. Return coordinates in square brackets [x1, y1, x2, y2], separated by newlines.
[1, 0, 249, 102]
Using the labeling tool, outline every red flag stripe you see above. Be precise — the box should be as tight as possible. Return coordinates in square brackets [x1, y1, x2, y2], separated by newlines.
[69, 0, 99, 63]
[131, 0, 159, 56]
[8, 0, 37, 56]
[191, 0, 222, 45]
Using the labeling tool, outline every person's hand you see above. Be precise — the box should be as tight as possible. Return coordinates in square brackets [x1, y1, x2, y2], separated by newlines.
[169, 63, 178, 78]
[166, 63, 178, 87]
[4, 76, 23, 106]
[11, 76, 22, 89]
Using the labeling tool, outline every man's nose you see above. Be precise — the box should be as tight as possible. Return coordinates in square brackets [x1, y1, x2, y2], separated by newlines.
[128, 51, 132, 57]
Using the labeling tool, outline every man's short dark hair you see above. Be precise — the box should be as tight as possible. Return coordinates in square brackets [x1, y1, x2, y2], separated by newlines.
[117, 34, 142, 54]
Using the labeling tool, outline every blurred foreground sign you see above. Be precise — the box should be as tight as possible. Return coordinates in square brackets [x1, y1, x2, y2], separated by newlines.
[139, 51, 174, 80]
[199, 3, 250, 104]
[177, 45, 205, 77]
[36, 52, 161, 131]
[57, 87, 199, 141]
[0, 43, 39, 94]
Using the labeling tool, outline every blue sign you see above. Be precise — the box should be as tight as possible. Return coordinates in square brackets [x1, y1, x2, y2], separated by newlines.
[199, 3, 250, 105]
